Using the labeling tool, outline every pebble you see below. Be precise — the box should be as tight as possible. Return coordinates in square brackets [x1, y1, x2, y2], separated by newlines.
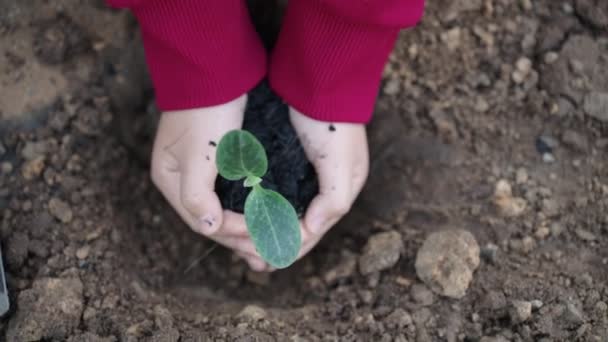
[383, 78, 401, 95]
[562, 302, 585, 326]
[237, 305, 267, 321]
[575, 228, 596, 241]
[48, 198, 73, 223]
[510, 300, 532, 323]
[534, 226, 550, 239]
[0, 142, 5, 156]
[542, 153, 555, 163]
[543, 51, 559, 64]
[1, 161, 13, 174]
[384, 309, 413, 329]
[21, 156, 45, 180]
[76, 245, 91, 260]
[561, 130, 588, 152]
[512, 57, 533, 84]
[541, 198, 560, 217]
[415, 230, 480, 298]
[410, 284, 435, 306]
[550, 222, 565, 237]
[480, 243, 499, 264]
[515, 168, 528, 184]
[359, 231, 403, 275]
[536, 135, 559, 154]
[531, 300, 544, 310]
[21, 140, 50, 160]
[493, 179, 527, 217]
[583, 92, 608, 122]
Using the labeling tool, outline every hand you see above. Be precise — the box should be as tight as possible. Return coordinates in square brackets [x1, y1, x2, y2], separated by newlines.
[150, 94, 269, 271]
[289, 107, 370, 259]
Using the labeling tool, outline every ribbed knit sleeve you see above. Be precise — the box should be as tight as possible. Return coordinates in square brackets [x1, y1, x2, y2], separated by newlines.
[269, 0, 424, 123]
[106, 0, 267, 111]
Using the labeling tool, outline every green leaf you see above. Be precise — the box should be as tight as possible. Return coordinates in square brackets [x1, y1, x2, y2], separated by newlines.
[244, 187, 301, 268]
[244, 176, 262, 187]
[216, 130, 268, 181]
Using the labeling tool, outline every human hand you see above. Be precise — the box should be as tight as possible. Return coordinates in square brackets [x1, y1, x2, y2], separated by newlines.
[289, 108, 370, 259]
[150, 94, 269, 271]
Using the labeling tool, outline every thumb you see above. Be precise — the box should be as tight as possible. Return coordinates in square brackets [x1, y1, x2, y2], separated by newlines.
[305, 168, 353, 235]
[180, 157, 223, 235]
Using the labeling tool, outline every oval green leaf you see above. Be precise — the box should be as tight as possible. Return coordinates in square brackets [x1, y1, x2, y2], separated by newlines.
[216, 130, 268, 181]
[244, 187, 301, 268]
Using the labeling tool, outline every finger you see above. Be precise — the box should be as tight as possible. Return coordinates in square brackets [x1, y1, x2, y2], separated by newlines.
[305, 162, 354, 235]
[218, 210, 250, 237]
[180, 157, 223, 235]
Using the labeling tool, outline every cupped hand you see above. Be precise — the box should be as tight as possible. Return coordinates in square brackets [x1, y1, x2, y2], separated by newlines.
[289, 107, 370, 259]
[150, 94, 269, 271]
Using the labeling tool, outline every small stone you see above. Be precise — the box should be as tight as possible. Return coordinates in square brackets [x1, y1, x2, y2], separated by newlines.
[384, 78, 401, 95]
[515, 168, 528, 184]
[494, 179, 512, 198]
[535, 226, 550, 239]
[441, 27, 462, 50]
[76, 246, 90, 260]
[522, 236, 536, 253]
[561, 130, 588, 152]
[493, 179, 527, 217]
[359, 290, 374, 305]
[575, 228, 596, 241]
[541, 198, 560, 217]
[516, 57, 533, 74]
[323, 250, 357, 284]
[594, 301, 607, 314]
[583, 92, 608, 122]
[359, 231, 403, 275]
[543, 51, 559, 64]
[21, 141, 49, 160]
[550, 222, 565, 237]
[238, 305, 267, 321]
[531, 300, 544, 310]
[475, 98, 490, 112]
[0, 142, 5, 156]
[554, 97, 575, 117]
[542, 153, 555, 163]
[395, 276, 413, 287]
[415, 230, 480, 298]
[1, 162, 13, 174]
[494, 195, 527, 217]
[562, 302, 585, 326]
[21, 156, 45, 180]
[384, 309, 413, 329]
[480, 243, 499, 264]
[536, 135, 559, 153]
[410, 284, 435, 306]
[49, 198, 73, 223]
[510, 300, 532, 323]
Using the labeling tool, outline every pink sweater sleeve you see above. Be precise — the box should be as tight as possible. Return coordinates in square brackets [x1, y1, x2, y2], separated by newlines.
[106, 0, 424, 122]
[269, 0, 424, 123]
[106, 0, 267, 110]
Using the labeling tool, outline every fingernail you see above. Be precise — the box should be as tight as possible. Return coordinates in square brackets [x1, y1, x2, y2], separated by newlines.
[199, 214, 217, 235]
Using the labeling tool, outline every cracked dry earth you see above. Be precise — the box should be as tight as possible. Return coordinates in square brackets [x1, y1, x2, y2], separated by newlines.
[1, 0, 608, 341]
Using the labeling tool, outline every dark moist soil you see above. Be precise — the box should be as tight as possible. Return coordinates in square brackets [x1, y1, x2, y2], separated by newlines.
[216, 82, 318, 215]
[1, 0, 608, 341]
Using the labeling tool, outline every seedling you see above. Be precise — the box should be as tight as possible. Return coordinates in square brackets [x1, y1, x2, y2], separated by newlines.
[216, 130, 301, 268]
